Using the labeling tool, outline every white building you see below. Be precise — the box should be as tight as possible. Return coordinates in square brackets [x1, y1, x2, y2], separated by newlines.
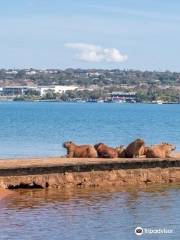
[37, 85, 78, 96]
[6, 70, 18, 75]
[54, 85, 78, 93]
[1, 85, 79, 96]
[1, 86, 35, 95]
[25, 71, 37, 75]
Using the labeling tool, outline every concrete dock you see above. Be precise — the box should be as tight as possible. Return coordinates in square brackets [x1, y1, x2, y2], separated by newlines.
[0, 157, 180, 189]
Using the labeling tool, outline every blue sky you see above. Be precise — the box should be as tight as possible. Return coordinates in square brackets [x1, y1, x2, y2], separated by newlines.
[0, 0, 180, 70]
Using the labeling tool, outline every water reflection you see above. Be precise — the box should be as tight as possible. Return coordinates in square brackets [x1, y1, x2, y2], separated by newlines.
[0, 184, 180, 240]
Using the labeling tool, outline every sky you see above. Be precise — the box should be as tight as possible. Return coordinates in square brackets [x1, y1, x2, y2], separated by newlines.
[0, 0, 180, 71]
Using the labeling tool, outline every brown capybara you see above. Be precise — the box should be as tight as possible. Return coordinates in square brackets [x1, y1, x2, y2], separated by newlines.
[94, 143, 118, 158]
[63, 141, 98, 158]
[124, 139, 145, 158]
[144, 143, 176, 158]
[115, 145, 126, 158]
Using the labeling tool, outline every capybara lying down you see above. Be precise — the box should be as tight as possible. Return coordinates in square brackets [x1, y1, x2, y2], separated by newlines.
[144, 142, 176, 158]
[63, 141, 98, 158]
[94, 143, 119, 158]
[124, 138, 145, 158]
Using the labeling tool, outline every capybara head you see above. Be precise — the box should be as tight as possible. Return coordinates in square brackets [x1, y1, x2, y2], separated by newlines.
[135, 139, 145, 146]
[94, 143, 104, 150]
[162, 142, 176, 151]
[63, 141, 73, 148]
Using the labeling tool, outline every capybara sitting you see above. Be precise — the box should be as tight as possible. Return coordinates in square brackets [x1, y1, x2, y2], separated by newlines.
[94, 143, 118, 158]
[124, 139, 145, 158]
[144, 142, 176, 158]
[63, 141, 98, 158]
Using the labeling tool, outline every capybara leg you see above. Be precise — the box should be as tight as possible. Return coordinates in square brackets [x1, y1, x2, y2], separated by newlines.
[67, 153, 74, 158]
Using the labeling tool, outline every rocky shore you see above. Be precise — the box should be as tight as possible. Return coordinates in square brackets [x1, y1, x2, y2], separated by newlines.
[0, 156, 180, 189]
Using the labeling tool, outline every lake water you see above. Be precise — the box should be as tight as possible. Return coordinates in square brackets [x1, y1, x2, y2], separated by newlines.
[0, 102, 180, 239]
[0, 184, 180, 240]
[0, 102, 180, 158]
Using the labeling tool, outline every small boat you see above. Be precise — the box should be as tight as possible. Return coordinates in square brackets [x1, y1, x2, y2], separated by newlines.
[157, 100, 163, 104]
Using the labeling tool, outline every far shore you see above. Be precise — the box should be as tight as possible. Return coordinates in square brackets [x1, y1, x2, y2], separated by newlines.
[0, 99, 180, 104]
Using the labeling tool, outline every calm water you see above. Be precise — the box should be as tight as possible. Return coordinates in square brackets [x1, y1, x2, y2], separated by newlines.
[0, 102, 180, 239]
[0, 102, 180, 158]
[0, 185, 180, 240]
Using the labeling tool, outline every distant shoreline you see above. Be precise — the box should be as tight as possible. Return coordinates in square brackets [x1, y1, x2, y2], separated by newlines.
[0, 99, 180, 104]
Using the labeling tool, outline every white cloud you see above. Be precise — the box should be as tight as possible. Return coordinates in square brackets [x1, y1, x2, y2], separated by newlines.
[65, 43, 128, 63]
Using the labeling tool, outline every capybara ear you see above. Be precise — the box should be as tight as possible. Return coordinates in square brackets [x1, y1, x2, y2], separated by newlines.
[69, 141, 72, 144]
[94, 144, 98, 149]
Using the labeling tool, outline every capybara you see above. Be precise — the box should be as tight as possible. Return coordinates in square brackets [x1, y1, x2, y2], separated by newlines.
[124, 139, 145, 158]
[115, 145, 126, 158]
[144, 142, 176, 158]
[63, 141, 98, 158]
[94, 143, 118, 158]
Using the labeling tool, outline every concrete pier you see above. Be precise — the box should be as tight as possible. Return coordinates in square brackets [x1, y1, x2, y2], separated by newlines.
[0, 157, 180, 189]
